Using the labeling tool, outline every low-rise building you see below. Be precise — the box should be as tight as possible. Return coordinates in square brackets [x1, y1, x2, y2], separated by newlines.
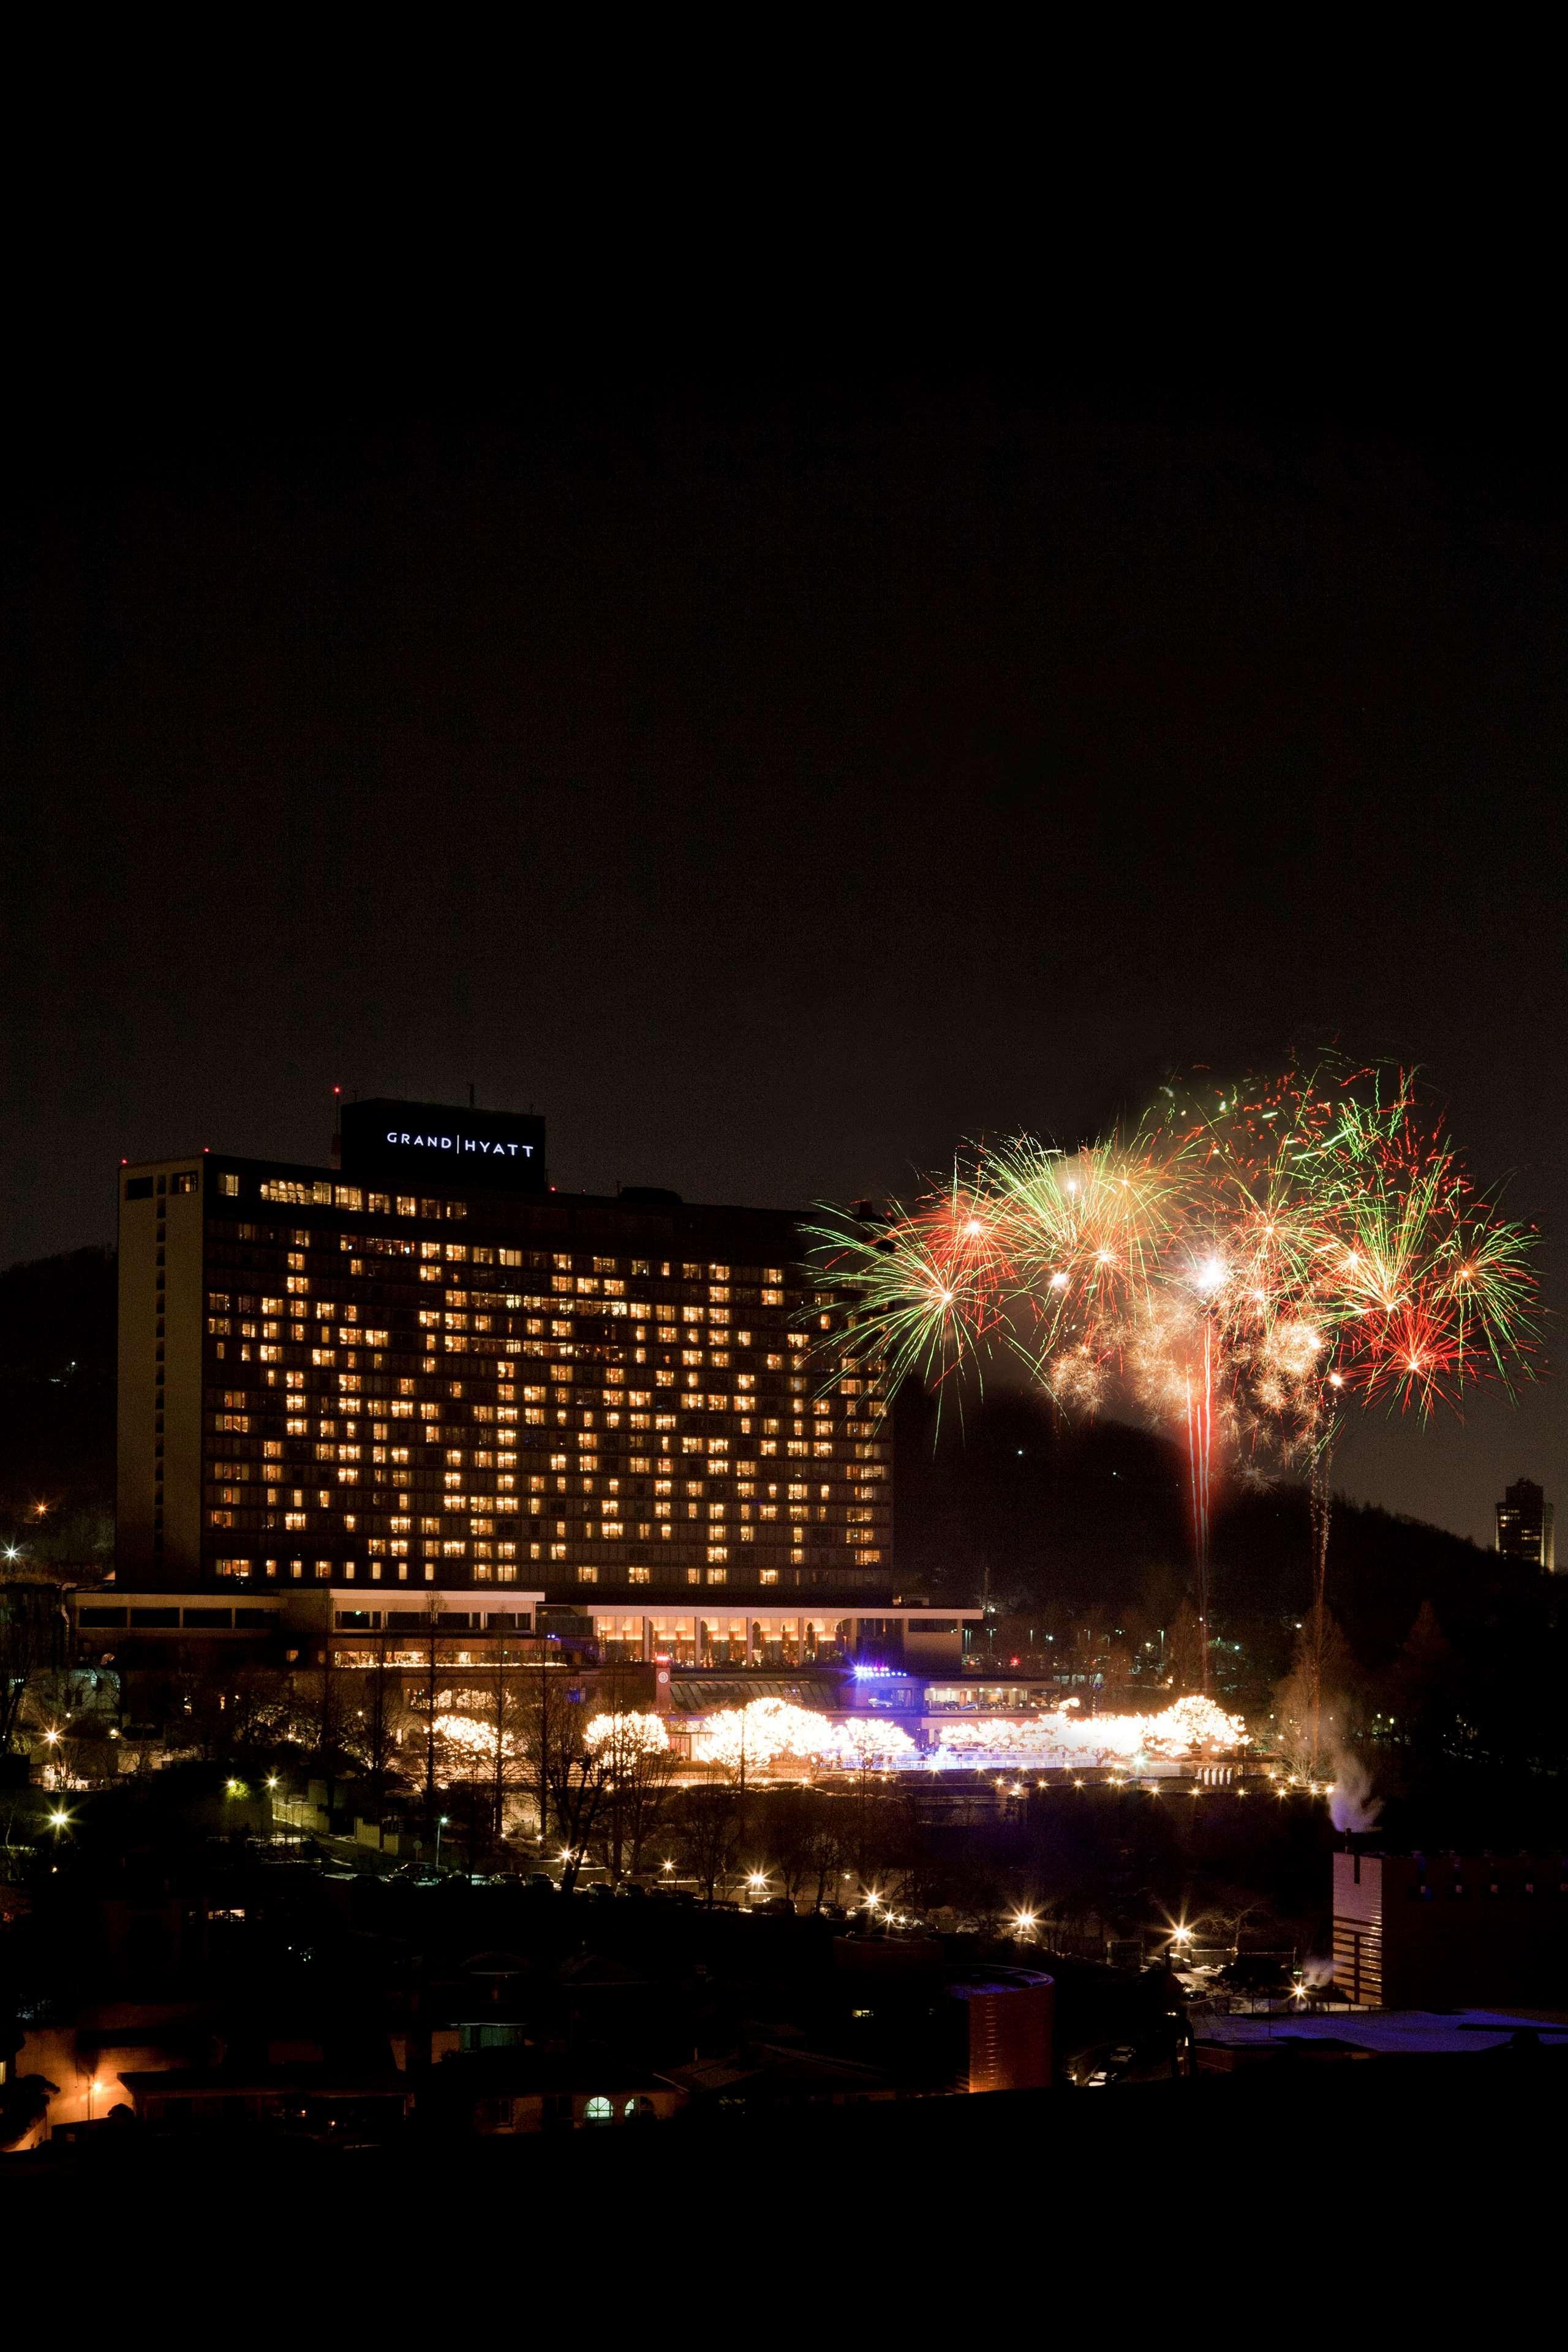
[1333, 1849, 1568, 2009]
[949, 1970, 1054, 2092]
[116, 2062, 413, 2138]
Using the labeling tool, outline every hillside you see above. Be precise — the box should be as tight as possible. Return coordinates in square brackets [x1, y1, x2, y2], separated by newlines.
[894, 1380, 1551, 1673]
[0, 1246, 116, 1565]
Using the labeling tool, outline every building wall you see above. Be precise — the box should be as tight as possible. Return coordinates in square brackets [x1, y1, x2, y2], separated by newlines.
[954, 1976, 1054, 2092]
[1331, 1851, 1385, 2005]
[1333, 1850, 1568, 2008]
[118, 1164, 205, 1587]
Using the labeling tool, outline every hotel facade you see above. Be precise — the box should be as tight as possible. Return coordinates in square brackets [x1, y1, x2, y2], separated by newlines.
[106, 1098, 959, 1671]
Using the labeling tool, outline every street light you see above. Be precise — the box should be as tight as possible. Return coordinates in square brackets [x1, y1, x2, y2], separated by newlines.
[435, 1814, 450, 1870]
[48, 1807, 72, 1836]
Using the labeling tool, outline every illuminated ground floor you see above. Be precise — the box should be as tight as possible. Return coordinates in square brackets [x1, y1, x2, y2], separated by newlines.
[77, 1588, 978, 1676]
[587, 1605, 973, 1670]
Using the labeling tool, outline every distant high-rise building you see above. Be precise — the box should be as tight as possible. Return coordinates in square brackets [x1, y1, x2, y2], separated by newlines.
[1496, 1477, 1555, 1571]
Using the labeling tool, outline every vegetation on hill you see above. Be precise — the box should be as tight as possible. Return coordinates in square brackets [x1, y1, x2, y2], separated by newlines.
[0, 1247, 115, 1569]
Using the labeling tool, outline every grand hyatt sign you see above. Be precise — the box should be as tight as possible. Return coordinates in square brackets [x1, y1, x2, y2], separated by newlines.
[383, 1124, 535, 1160]
[340, 1098, 548, 1193]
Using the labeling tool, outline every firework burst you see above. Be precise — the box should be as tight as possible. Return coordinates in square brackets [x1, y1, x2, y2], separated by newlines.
[814, 1055, 1541, 1708]
[990, 1129, 1186, 1403]
[804, 1161, 1015, 1411]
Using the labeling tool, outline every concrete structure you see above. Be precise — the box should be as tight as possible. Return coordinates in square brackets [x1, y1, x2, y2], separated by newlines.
[71, 1588, 978, 1697]
[951, 1970, 1054, 2091]
[77, 1583, 546, 1669]
[1333, 1849, 1568, 2009]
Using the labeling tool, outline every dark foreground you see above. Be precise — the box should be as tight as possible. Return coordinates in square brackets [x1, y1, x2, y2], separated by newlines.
[8, 2055, 1560, 2210]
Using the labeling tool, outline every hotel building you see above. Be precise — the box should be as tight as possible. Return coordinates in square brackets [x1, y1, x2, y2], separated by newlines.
[105, 1097, 966, 1672]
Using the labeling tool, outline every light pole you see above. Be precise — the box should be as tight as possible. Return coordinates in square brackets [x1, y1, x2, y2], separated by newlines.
[435, 1813, 449, 1872]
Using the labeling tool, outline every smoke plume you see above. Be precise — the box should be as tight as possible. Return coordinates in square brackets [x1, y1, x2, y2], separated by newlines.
[1327, 1745, 1382, 1834]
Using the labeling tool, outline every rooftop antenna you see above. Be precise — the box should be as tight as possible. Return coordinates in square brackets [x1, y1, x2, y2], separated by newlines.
[331, 1084, 342, 1170]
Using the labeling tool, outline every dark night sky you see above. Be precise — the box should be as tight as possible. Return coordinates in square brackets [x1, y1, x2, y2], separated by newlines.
[4, 350, 1564, 1543]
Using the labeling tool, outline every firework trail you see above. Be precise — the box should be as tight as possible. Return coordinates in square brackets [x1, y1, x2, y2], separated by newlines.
[1185, 1320, 1215, 1658]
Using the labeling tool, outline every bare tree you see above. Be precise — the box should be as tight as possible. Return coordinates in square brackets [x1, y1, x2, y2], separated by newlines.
[1166, 1599, 1207, 1695]
[522, 1685, 612, 1891]
[1272, 1608, 1358, 1773]
[529, 1636, 555, 1850]
[841, 1755, 904, 1893]
[805, 1796, 850, 1911]
[589, 1714, 676, 1884]
[339, 1629, 413, 1838]
[492, 1630, 511, 1844]
[673, 1782, 745, 1907]
[227, 1666, 292, 1753]
[422, 1592, 442, 1829]
[622, 1741, 676, 1881]
[760, 1785, 842, 1905]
